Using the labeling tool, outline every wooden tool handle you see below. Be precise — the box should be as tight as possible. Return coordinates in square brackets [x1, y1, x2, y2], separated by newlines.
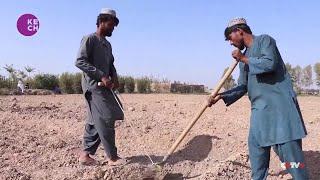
[162, 60, 239, 163]
[210, 60, 239, 97]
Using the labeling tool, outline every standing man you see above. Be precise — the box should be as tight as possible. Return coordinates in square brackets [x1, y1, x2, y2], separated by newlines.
[76, 8, 126, 166]
[17, 79, 25, 94]
[208, 18, 308, 179]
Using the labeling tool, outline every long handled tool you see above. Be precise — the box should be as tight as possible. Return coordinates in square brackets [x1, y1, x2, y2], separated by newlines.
[97, 60, 239, 174]
[157, 60, 239, 166]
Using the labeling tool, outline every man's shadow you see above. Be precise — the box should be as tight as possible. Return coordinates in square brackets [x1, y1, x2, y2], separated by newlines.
[304, 150, 320, 180]
[127, 134, 220, 166]
[269, 150, 320, 180]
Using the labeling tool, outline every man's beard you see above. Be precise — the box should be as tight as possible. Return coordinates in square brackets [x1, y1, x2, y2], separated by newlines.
[238, 39, 245, 50]
[234, 40, 245, 50]
[233, 43, 244, 50]
[105, 31, 112, 37]
[238, 44, 245, 50]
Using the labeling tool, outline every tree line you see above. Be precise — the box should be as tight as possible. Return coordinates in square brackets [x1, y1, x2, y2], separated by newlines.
[1, 62, 319, 95]
[222, 62, 320, 94]
[0, 64, 171, 94]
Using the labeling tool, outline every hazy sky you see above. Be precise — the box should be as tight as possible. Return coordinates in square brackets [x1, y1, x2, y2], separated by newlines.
[1, 0, 319, 87]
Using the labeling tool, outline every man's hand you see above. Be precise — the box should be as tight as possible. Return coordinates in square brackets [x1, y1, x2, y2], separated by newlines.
[101, 76, 114, 89]
[232, 49, 248, 64]
[112, 76, 120, 89]
[207, 94, 222, 107]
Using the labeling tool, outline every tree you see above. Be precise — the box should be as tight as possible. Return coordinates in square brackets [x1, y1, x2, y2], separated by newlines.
[314, 62, 320, 88]
[294, 65, 303, 88]
[136, 77, 152, 93]
[222, 67, 236, 90]
[59, 72, 74, 94]
[3, 64, 17, 80]
[17, 70, 27, 80]
[72, 73, 82, 94]
[285, 63, 293, 73]
[124, 76, 135, 93]
[25, 66, 35, 77]
[302, 65, 313, 88]
[285, 63, 296, 84]
[286, 63, 300, 91]
[34, 74, 59, 90]
[287, 65, 303, 94]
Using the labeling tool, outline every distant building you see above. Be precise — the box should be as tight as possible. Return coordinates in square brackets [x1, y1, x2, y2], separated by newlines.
[300, 89, 319, 95]
[170, 83, 205, 94]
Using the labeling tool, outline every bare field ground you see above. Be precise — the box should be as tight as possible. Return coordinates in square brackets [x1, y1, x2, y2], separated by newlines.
[0, 94, 319, 180]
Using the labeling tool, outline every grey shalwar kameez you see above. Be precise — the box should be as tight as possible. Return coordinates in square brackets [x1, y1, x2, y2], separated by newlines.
[75, 33, 123, 159]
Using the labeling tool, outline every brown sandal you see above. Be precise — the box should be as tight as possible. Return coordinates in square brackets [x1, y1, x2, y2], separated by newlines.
[108, 157, 128, 167]
[79, 156, 99, 166]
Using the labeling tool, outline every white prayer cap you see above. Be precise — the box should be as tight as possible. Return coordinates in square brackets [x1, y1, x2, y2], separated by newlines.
[99, 8, 119, 25]
[100, 8, 117, 18]
[227, 17, 247, 28]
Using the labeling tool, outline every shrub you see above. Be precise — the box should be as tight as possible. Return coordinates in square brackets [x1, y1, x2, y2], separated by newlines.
[25, 77, 36, 89]
[117, 76, 125, 93]
[33, 74, 59, 90]
[72, 73, 82, 94]
[0, 75, 16, 89]
[136, 77, 152, 93]
[59, 73, 74, 94]
[124, 76, 135, 93]
[59, 72, 82, 94]
[0, 88, 10, 95]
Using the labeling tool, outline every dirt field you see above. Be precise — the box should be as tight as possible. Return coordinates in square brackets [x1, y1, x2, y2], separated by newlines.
[0, 94, 319, 180]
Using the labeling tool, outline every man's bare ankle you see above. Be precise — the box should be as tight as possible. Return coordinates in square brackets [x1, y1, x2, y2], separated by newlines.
[80, 151, 91, 158]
